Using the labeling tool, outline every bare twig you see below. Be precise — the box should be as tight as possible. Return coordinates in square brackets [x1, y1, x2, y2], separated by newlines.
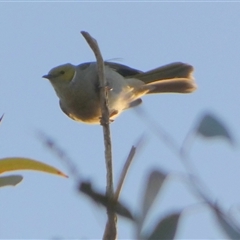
[134, 107, 215, 207]
[37, 131, 81, 181]
[115, 146, 136, 201]
[115, 135, 145, 201]
[0, 114, 4, 123]
[81, 31, 116, 240]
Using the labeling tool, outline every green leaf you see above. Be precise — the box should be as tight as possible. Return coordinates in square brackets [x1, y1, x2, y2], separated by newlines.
[0, 175, 23, 188]
[196, 113, 234, 145]
[0, 157, 68, 177]
[138, 170, 167, 231]
[79, 181, 134, 220]
[147, 212, 181, 240]
[142, 170, 167, 217]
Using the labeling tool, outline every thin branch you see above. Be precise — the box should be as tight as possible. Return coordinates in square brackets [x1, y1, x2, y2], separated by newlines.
[0, 114, 4, 123]
[115, 146, 136, 200]
[81, 31, 116, 240]
[114, 135, 145, 201]
[134, 107, 215, 206]
[37, 131, 81, 182]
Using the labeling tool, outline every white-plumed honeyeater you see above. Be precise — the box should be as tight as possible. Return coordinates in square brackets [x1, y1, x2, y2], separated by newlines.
[43, 61, 196, 124]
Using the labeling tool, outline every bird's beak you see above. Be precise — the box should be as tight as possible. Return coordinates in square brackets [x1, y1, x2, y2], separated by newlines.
[42, 74, 51, 79]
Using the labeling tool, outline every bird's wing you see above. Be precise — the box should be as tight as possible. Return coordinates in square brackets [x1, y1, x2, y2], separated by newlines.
[77, 61, 142, 77]
[104, 62, 143, 77]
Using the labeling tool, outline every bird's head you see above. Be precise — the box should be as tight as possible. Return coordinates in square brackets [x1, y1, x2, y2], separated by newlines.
[43, 63, 76, 84]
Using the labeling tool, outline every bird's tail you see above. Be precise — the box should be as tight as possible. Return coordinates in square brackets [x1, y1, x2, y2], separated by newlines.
[134, 62, 197, 94]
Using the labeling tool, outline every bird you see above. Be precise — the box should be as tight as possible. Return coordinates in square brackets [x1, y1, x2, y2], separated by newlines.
[43, 61, 197, 124]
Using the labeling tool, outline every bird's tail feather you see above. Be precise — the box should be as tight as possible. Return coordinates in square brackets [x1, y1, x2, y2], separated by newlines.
[146, 78, 197, 94]
[133, 62, 196, 94]
[135, 62, 194, 84]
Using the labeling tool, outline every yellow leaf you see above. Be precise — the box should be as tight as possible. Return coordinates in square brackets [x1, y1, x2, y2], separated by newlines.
[0, 157, 68, 178]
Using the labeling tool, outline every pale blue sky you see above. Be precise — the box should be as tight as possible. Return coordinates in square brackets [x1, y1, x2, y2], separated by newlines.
[0, 2, 240, 239]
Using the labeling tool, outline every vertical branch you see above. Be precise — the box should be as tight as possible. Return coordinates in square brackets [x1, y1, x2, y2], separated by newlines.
[81, 31, 116, 240]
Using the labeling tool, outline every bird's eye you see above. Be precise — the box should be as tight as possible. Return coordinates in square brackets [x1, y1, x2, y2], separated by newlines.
[60, 70, 65, 74]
